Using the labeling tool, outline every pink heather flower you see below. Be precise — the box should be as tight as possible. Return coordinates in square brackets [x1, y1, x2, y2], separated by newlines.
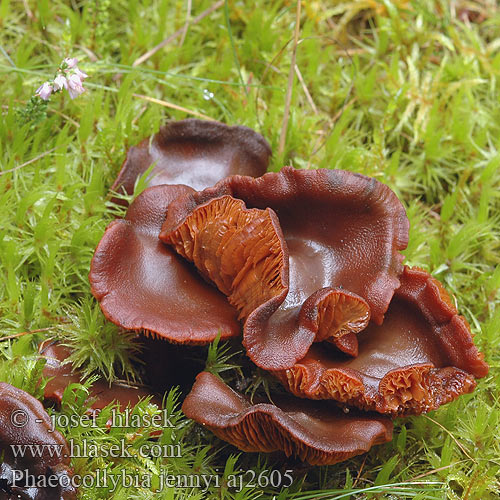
[66, 73, 86, 99]
[53, 74, 68, 91]
[34, 57, 88, 102]
[35, 82, 53, 100]
[64, 57, 78, 69]
[73, 67, 88, 80]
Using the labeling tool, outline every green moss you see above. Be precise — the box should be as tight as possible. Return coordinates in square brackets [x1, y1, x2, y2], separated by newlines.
[0, 1, 499, 498]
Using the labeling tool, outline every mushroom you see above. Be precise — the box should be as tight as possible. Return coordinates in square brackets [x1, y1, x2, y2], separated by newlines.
[275, 267, 489, 415]
[111, 119, 271, 204]
[89, 183, 240, 343]
[0, 383, 76, 500]
[86, 117, 490, 467]
[160, 166, 409, 369]
[182, 372, 393, 466]
[39, 340, 162, 414]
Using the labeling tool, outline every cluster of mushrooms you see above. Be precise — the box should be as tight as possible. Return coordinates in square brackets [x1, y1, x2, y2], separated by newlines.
[88, 119, 488, 465]
[0, 119, 489, 499]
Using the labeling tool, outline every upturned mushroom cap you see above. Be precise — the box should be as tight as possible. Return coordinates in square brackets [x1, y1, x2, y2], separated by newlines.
[0, 383, 76, 499]
[276, 267, 489, 416]
[111, 119, 271, 204]
[160, 167, 408, 369]
[89, 184, 240, 343]
[39, 340, 162, 413]
[182, 372, 393, 466]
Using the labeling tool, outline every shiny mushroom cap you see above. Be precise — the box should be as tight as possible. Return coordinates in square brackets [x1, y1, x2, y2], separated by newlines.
[0, 383, 76, 500]
[89, 184, 240, 343]
[39, 340, 162, 413]
[111, 119, 271, 204]
[182, 372, 393, 466]
[276, 266, 489, 415]
[160, 166, 408, 369]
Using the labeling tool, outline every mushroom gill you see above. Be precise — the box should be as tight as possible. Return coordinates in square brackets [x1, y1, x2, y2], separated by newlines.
[89, 184, 240, 344]
[165, 195, 288, 319]
[182, 372, 393, 466]
[160, 166, 407, 369]
[275, 266, 489, 416]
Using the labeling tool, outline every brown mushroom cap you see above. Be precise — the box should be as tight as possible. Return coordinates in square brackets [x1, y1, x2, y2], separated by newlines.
[0, 383, 76, 499]
[160, 167, 408, 369]
[276, 267, 489, 416]
[89, 184, 240, 343]
[111, 119, 271, 204]
[39, 340, 162, 413]
[182, 372, 393, 466]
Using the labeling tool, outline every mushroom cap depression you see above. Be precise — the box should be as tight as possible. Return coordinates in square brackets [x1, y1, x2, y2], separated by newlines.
[0, 383, 76, 500]
[39, 340, 162, 413]
[89, 184, 240, 343]
[111, 119, 271, 204]
[182, 372, 393, 466]
[160, 166, 409, 369]
[276, 267, 489, 415]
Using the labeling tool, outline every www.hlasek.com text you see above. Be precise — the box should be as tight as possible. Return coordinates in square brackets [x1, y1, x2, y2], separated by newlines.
[11, 438, 181, 460]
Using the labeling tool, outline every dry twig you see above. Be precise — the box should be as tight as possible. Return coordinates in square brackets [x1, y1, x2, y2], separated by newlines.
[132, 0, 224, 67]
[179, 0, 193, 48]
[278, 0, 302, 158]
[294, 63, 318, 115]
[0, 146, 63, 176]
[132, 93, 214, 120]
[0, 327, 57, 342]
